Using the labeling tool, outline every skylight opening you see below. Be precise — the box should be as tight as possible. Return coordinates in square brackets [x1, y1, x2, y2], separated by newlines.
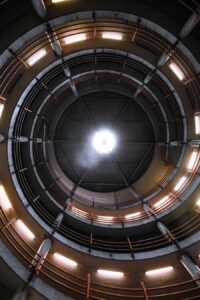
[101, 32, 123, 41]
[64, 33, 87, 45]
[92, 129, 116, 154]
[169, 62, 185, 81]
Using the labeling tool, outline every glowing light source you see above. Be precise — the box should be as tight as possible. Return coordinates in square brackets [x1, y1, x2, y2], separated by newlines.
[54, 252, 77, 267]
[52, 0, 68, 2]
[97, 269, 124, 279]
[0, 185, 12, 211]
[15, 220, 35, 240]
[0, 103, 4, 119]
[173, 176, 187, 192]
[92, 130, 116, 154]
[187, 151, 198, 170]
[102, 32, 123, 41]
[27, 49, 47, 66]
[194, 113, 200, 135]
[125, 212, 141, 219]
[97, 216, 114, 223]
[154, 195, 169, 208]
[64, 33, 87, 45]
[169, 62, 185, 81]
[145, 266, 173, 276]
[196, 199, 200, 207]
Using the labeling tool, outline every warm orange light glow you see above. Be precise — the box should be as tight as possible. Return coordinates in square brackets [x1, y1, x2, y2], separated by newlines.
[145, 266, 173, 276]
[0, 185, 12, 211]
[97, 216, 114, 223]
[97, 269, 124, 278]
[196, 199, 200, 207]
[54, 252, 77, 267]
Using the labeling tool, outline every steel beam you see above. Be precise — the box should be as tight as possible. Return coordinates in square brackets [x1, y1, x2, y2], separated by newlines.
[30, 0, 46, 19]
[179, 8, 200, 39]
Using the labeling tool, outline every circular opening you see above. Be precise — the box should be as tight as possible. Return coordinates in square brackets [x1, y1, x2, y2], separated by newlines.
[92, 129, 116, 154]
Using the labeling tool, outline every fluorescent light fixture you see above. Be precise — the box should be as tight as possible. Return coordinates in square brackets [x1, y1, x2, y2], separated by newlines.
[146, 266, 173, 276]
[169, 62, 185, 81]
[187, 151, 198, 170]
[154, 195, 169, 208]
[27, 49, 47, 66]
[196, 199, 200, 207]
[54, 252, 77, 267]
[52, 0, 68, 2]
[64, 33, 87, 45]
[173, 176, 187, 192]
[102, 32, 123, 41]
[0, 103, 4, 119]
[194, 113, 200, 135]
[97, 216, 114, 222]
[92, 130, 116, 154]
[97, 269, 124, 279]
[0, 185, 12, 211]
[16, 220, 35, 240]
[125, 212, 141, 219]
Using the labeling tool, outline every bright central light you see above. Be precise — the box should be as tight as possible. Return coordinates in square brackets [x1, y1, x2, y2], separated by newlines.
[92, 130, 116, 154]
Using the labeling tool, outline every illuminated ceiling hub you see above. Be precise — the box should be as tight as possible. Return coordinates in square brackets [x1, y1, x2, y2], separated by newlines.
[92, 130, 116, 154]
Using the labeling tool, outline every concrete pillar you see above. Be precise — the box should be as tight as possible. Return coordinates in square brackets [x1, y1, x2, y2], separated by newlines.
[54, 212, 64, 228]
[0, 134, 5, 143]
[18, 136, 29, 143]
[179, 8, 200, 39]
[157, 222, 171, 242]
[47, 29, 62, 57]
[143, 203, 152, 217]
[180, 254, 200, 286]
[32, 237, 52, 269]
[12, 286, 28, 300]
[30, 0, 46, 19]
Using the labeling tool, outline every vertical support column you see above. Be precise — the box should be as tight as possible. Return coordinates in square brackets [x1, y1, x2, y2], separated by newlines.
[0, 134, 5, 143]
[12, 286, 28, 300]
[179, 8, 200, 39]
[30, 0, 46, 19]
[31, 237, 52, 276]
[180, 254, 200, 286]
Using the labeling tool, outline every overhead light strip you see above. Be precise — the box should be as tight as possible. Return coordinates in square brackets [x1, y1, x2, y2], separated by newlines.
[0, 185, 12, 211]
[102, 32, 123, 40]
[145, 266, 174, 276]
[97, 269, 124, 278]
[169, 62, 185, 81]
[173, 176, 187, 192]
[27, 49, 47, 66]
[54, 252, 77, 267]
[15, 220, 35, 240]
[64, 33, 87, 45]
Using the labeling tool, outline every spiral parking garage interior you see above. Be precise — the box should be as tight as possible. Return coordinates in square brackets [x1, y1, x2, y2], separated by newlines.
[0, 0, 200, 299]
